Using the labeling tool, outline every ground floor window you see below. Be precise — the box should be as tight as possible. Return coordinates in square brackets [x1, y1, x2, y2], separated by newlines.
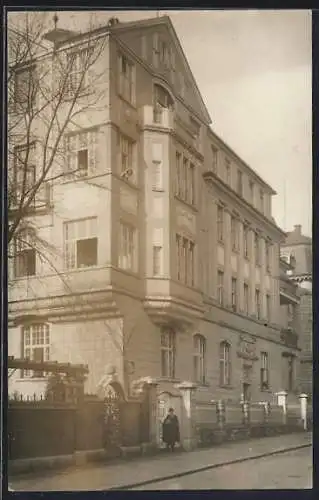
[21, 323, 50, 378]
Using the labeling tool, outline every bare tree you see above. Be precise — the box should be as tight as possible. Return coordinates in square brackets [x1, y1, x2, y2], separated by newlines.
[8, 12, 108, 247]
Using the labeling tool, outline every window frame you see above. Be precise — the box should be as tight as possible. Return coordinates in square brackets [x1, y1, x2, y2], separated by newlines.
[219, 341, 231, 387]
[193, 334, 206, 384]
[217, 269, 224, 306]
[64, 217, 98, 270]
[118, 52, 135, 105]
[244, 283, 249, 316]
[65, 128, 98, 179]
[217, 206, 224, 243]
[231, 277, 238, 311]
[160, 328, 176, 379]
[260, 351, 269, 390]
[255, 288, 261, 320]
[152, 245, 162, 276]
[21, 323, 50, 378]
[119, 221, 137, 273]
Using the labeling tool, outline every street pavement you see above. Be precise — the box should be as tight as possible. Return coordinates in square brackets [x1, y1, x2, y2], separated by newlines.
[135, 447, 313, 490]
[9, 432, 312, 491]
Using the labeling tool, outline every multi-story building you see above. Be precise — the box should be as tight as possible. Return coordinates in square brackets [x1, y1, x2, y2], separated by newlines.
[281, 225, 312, 396]
[8, 14, 300, 407]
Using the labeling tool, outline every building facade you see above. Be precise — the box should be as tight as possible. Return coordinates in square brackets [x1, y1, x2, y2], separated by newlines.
[281, 224, 312, 396]
[8, 15, 300, 406]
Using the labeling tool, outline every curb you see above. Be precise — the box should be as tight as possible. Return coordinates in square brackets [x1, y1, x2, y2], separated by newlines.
[109, 442, 312, 490]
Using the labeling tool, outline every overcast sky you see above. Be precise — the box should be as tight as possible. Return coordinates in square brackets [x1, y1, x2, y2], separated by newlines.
[11, 9, 312, 236]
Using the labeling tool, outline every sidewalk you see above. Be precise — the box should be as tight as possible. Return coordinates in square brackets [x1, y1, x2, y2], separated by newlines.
[10, 432, 312, 491]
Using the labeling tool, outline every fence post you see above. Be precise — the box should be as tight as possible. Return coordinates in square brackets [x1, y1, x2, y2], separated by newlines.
[276, 391, 288, 425]
[176, 382, 197, 451]
[299, 393, 308, 431]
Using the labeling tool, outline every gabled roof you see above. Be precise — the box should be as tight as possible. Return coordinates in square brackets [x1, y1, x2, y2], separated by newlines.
[284, 231, 312, 246]
[109, 15, 212, 124]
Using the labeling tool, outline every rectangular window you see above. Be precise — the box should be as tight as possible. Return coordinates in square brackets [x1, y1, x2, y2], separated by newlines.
[66, 48, 92, 98]
[244, 284, 249, 315]
[266, 294, 271, 323]
[118, 133, 135, 181]
[14, 64, 37, 110]
[260, 189, 264, 213]
[237, 170, 243, 196]
[217, 206, 224, 242]
[13, 143, 36, 206]
[231, 277, 237, 311]
[254, 232, 260, 266]
[219, 342, 231, 386]
[65, 129, 98, 178]
[118, 53, 135, 104]
[176, 234, 195, 287]
[176, 234, 181, 281]
[189, 162, 195, 205]
[21, 324, 50, 378]
[193, 335, 206, 384]
[152, 160, 162, 190]
[243, 225, 249, 259]
[260, 351, 269, 390]
[161, 329, 175, 378]
[217, 270, 224, 306]
[211, 146, 218, 172]
[14, 232, 36, 278]
[119, 222, 137, 272]
[175, 152, 181, 196]
[231, 216, 239, 251]
[266, 241, 271, 272]
[249, 180, 254, 204]
[64, 217, 98, 269]
[182, 157, 188, 201]
[225, 158, 231, 184]
[153, 245, 162, 276]
[255, 288, 261, 320]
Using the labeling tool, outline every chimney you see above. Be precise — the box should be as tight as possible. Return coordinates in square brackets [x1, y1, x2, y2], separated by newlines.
[294, 224, 302, 235]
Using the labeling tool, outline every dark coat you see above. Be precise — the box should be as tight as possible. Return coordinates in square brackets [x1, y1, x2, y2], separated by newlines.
[162, 414, 180, 445]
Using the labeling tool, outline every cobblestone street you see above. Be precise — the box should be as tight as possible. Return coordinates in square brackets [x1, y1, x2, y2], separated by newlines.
[9, 432, 312, 491]
[134, 447, 313, 490]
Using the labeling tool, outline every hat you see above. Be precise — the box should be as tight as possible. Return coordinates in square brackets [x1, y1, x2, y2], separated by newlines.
[168, 407, 174, 412]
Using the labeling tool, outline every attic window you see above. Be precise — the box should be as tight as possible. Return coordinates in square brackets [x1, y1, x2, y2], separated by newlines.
[153, 84, 174, 123]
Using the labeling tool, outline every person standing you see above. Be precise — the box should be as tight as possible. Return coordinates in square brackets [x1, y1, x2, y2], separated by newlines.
[162, 407, 180, 452]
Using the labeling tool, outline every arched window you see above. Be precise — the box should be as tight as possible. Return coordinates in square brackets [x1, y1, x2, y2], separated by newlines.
[153, 84, 174, 123]
[219, 341, 231, 387]
[160, 328, 175, 378]
[21, 323, 50, 378]
[193, 334, 206, 384]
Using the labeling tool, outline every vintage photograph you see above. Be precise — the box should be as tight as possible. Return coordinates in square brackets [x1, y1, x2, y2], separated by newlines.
[6, 9, 312, 491]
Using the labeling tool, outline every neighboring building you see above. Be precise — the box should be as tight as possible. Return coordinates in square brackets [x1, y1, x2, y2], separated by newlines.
[8, 15, 300, 407]
[281, 224, 312, 396]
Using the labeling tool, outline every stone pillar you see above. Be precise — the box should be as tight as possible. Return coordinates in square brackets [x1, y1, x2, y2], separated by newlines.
[144, 380, 159, 446]
[276, 391, 288, 424]
[176, 382, 197, 451]
[299, 393, 308, 431]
